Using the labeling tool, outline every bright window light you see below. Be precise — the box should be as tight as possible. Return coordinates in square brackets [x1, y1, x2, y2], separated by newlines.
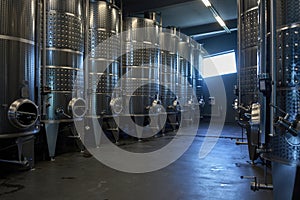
[202, 51, 237, 78]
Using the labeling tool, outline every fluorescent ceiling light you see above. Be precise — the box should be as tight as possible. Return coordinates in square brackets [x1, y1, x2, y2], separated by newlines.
[200, 0, 231, 33]
[214, 15, 226, 27]
[201, 0, 211, 7]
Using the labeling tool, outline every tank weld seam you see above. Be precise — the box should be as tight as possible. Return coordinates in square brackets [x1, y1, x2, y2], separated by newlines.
[276, 22, 300, 32]
[240, 6, 259, 16]
[47, 10, 82, 20]
[43, 66, 81, 71]
[0, 35, 35, 45]
[45, 47, 83, 55]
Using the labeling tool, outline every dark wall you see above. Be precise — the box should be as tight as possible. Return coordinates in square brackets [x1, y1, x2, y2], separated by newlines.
[197, 31, 238, 123]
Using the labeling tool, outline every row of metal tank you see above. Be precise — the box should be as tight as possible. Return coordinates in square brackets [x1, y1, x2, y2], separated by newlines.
[0, 0, 203, 165]
[237, 0, 300, 198]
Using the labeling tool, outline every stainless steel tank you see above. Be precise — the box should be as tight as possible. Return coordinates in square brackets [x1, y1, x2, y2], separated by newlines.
[191, 41, 203, 102]
[175, 33, 196, 127]
[236, 0, 261, 163]
[122, 14, 160, 116]
[41, 0, 86, 158]
[0, 0, 39, 136]
[88, 0, 121, 117]
[238, 0, 259, 107]
[42, 0, 85, 122]
[270, 0, 300, 165]
[0, 0, 39, 168]
[197, 50, 204, 104]
[177, 33, 193, 107]
[159, 27, 179, 112]
[191, 41, 205, 122]
[262, 0, 300, 198]
[158, 27, 179, 131]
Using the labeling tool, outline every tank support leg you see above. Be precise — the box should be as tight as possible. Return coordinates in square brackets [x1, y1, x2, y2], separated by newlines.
[45, 123, 59, 161]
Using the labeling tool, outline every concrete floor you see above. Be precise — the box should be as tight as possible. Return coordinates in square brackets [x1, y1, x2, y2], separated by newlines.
[0, 123, 273, 200]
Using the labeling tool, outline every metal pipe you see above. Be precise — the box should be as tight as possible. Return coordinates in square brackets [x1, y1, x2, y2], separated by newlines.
[36, 0, 42, 121]
[270, 0, 277, 136]
[237, 0, 241, 107]
[120, 0, 123, 98]
[259, 0, 267, 75]
[42, 0, 47, 118]
[258, 0, 267, 143]
[84, 0, 89, 110]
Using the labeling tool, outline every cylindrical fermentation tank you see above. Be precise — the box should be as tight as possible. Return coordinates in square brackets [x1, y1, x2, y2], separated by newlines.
[236, 0, 262, 163]
[238, 0, 259, 107]
[269, 0, 300, 165]
[41, 0, 86, 158]
[0, 0, 39, 137]
[259, 0, 300, 198]
[122, 13, 160, 116]
[191, 41, 203, 102]
[88, 0, 121, 116]
[41, 0, 86, 122]
[159, 27, 179, 111]
[177, 33, 193, 107]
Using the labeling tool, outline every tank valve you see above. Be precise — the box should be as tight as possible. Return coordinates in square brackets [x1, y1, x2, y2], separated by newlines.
[168, 98, 179, 110]
[275, 116, 299, 137]
[232, 99, 250, 113]
[232, 99, 239, 110]
[147, 99, 162, 114]
[41, 86, 51, 95]
[271, 104, 300, 137]
[147, 94, 163, 114]
[199, 98, 205, 107]
[45, 96, 52, 108]
[56, 107, 71, 118]
[110, 97, 123, 115]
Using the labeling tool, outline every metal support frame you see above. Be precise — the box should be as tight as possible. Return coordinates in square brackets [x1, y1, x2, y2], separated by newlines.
[258, 0, 268, 144]
[237, 0, 241, 107]
[270, 0, 276, 136]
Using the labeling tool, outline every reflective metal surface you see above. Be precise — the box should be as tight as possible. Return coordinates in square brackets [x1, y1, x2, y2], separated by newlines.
[42, 0, 85, 122]
[0, 0, 39, 135]
[122, 14, 160, 115]
[177, 33, 193, 107]
[269, 0, 300, 165]
[8, 99, 39, 129]
[159, 27, 179, 111]
[68, 98, 87, 118]
[191, 41, 203, 103]
[88, 0, 121, 116]
[239, 0, 259, 106]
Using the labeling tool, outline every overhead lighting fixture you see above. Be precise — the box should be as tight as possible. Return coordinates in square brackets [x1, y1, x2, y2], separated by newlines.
[200, 0, 231, 33]
[214, 15, 225, 27]
[213, 13, 230, 33]
[201, 0, 211, 7]
[191, 28, 237, 40]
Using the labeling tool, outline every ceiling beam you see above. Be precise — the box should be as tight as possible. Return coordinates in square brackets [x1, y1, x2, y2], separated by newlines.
[180, 19, 237, 36]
